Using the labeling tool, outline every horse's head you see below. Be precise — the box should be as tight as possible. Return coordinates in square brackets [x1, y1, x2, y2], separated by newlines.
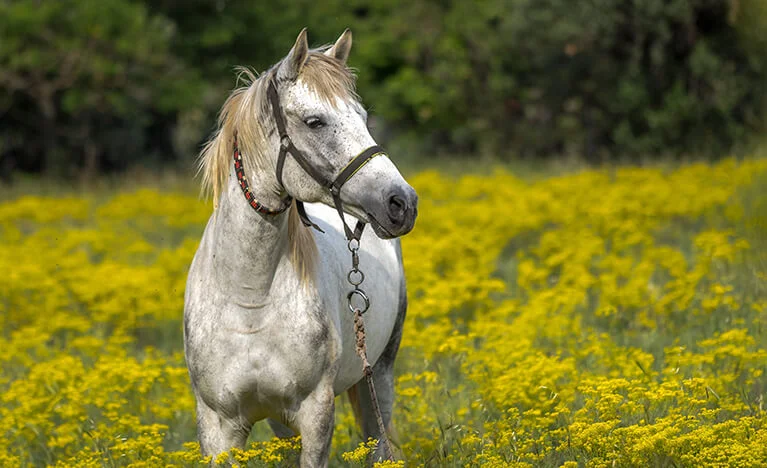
[272, 29, 418, 239]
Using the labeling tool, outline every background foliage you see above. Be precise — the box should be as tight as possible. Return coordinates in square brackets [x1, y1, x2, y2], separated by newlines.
[1, 0, 766, 177]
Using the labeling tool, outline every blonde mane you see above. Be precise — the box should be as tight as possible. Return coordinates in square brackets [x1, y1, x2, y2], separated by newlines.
[198, 51, 358, 283]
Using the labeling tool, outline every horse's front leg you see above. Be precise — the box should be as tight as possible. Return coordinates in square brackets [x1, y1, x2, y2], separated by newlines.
[195, 396, 250, 462]
[293, 379, 336, 468]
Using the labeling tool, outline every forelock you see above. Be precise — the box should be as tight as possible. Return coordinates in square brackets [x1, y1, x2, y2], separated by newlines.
[296, 52, 358, 106]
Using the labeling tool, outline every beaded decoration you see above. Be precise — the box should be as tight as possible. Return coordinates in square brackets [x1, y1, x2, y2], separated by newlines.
[233, 133, 291, 215]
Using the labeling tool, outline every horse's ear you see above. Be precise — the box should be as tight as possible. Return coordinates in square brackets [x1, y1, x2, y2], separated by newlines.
[325, 28, 352, 64]
[279, 28, 309, 81]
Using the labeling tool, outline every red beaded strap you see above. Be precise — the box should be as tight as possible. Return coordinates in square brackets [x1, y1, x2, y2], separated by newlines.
[233, 133, 290, 215]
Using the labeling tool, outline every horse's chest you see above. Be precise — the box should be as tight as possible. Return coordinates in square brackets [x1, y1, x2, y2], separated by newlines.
[253, 303, 336, 370]
[203, 310, 336, 417]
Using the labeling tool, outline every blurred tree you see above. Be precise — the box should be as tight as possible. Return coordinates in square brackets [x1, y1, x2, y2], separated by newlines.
[345, 0, 767, 159]
[0, 0, 202, 176]
[148, 0, 361, 77]
[143, 0, 362, 161]
[1, 0, 766, 176]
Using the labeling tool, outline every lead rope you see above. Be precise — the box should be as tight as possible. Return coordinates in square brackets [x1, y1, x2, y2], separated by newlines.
[346, 238, 394, 462]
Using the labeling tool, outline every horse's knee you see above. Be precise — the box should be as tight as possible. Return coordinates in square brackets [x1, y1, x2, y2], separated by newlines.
[295, 386, 335, 467]
[195, 398, 249, 459]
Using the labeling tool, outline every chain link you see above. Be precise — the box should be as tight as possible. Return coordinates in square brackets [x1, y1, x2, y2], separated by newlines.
[346, 239, 370, 314]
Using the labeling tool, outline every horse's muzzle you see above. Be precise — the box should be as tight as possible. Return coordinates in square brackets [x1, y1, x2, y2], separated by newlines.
[366, 184, 418, 239]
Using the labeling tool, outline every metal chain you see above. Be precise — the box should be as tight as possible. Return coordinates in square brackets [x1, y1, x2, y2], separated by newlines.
[346, 238, 394, 462]
[346, 238, 369, 314]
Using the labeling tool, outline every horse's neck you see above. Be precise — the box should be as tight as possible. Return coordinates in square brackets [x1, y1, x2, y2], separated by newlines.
[208, 169, 290, 300]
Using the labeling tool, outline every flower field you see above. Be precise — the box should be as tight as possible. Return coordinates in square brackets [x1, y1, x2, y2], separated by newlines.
[1, 158, 766, 467]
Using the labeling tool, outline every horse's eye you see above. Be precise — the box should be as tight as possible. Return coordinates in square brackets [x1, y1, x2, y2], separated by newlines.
[304, 117, 324, 129]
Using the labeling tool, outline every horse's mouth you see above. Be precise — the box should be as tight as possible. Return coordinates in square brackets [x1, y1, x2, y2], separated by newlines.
[365, 209, 417, 239]
[343, 186, 417, 239]
[366, 211, 397, 239]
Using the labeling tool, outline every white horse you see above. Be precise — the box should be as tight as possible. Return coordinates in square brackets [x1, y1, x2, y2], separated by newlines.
[184, 28, 418, 467]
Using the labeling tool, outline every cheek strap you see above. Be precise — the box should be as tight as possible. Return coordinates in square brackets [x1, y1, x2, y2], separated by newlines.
[269, 78, 385, 241]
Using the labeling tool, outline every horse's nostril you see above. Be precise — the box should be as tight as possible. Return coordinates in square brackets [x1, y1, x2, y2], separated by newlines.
[387, 194, 407, 223]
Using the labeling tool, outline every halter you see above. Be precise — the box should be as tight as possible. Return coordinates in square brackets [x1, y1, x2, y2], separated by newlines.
[232, 77, 385, 241]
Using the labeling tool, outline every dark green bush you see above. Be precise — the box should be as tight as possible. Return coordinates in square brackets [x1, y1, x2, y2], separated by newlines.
[1, 0, 765, 176]
[346, 0, 767, 159]
[0, 0, 206, 176]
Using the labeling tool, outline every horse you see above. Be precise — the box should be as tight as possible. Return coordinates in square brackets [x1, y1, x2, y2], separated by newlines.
[183, 28, 418, 467]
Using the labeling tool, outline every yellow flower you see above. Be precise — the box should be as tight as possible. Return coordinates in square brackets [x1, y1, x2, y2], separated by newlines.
[1, 157, 766, 466]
